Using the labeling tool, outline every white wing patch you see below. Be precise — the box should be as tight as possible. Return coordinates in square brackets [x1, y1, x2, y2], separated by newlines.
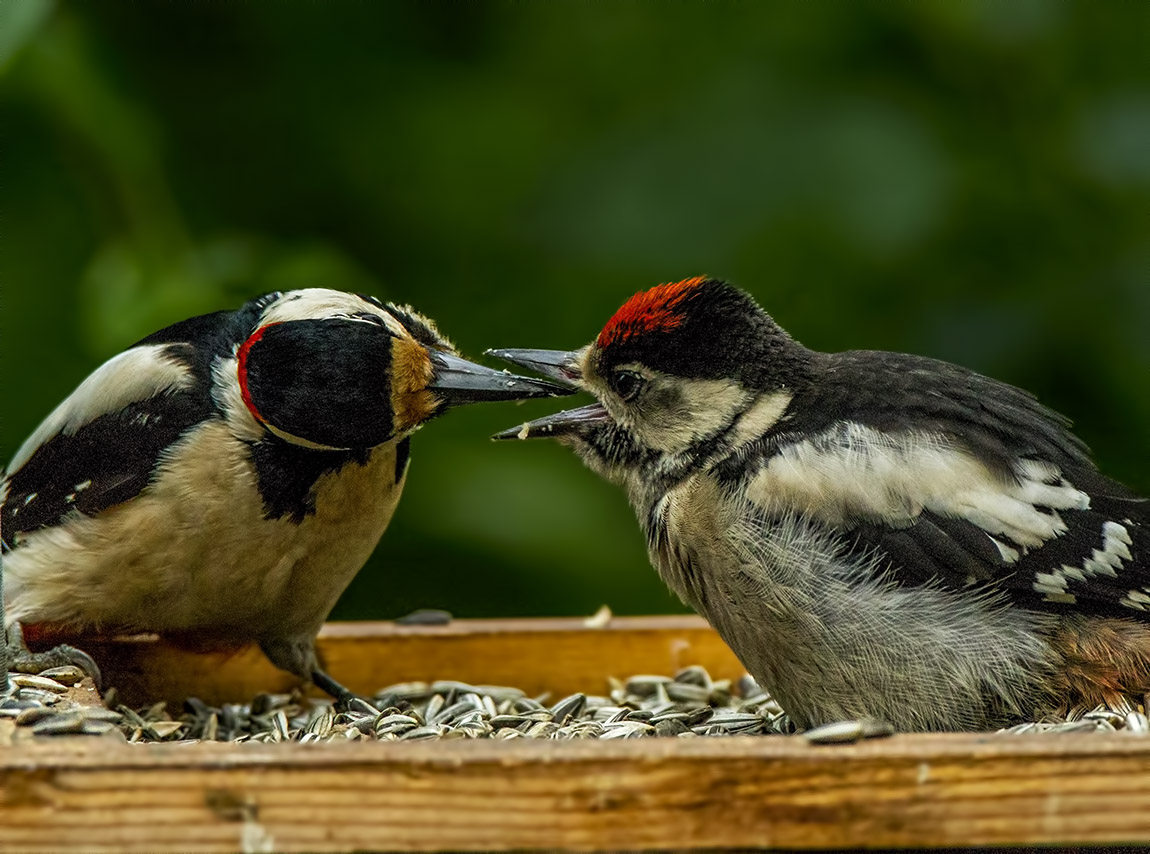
[6, 345, 195, 475]
[747, 422, 1089, 549]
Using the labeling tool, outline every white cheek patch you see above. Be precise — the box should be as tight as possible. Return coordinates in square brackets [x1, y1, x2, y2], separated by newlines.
[747, 423, 1090, 552]
[7, 345, 196, 475]
[632, 378, 751, 454]
[731, 392, 793, 447]
[259, 289, 389, 326]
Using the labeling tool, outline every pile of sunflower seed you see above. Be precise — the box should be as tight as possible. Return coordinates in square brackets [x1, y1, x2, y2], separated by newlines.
[2, 665, 1147, 742]
[1, 666, 787, 742]
[125, 667, 789, 744]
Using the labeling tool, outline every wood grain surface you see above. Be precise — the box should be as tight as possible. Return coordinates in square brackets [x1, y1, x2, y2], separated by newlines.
[9, 619, 1150, 851]
[1, 733, 1148, 851]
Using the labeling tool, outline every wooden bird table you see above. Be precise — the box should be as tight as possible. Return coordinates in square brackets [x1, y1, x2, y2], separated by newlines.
[1, 616, 1148, 852]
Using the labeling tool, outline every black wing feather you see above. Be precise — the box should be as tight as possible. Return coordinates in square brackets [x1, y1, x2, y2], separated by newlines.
[845, 497, 1150, 621]
[795, 351, 1092, 468]
[2, 388, 214, 551]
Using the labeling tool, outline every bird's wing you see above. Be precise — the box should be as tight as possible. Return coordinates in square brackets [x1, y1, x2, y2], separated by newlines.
[845, 487, 1149, 619]
[729, 350, 1149, 620]
[2, 343, 214, 550]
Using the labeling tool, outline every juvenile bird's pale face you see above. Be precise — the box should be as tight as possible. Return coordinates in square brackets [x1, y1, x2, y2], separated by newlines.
[488, 278, 807, 489]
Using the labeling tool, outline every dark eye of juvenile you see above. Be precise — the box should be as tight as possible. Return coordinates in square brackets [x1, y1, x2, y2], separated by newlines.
[611, 370, 644, 402]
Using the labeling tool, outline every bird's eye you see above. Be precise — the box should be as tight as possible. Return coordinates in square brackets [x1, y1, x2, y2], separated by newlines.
[611, 370, 645, 402]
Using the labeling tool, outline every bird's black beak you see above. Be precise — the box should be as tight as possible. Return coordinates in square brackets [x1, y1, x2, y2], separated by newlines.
[427, 351, 574, 408]
[491, 403, 611, 440]
[482, 349, 583, 387]
[485, 348, 607, 440]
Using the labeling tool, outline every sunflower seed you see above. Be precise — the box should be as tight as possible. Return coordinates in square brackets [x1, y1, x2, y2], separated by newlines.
[38, 666, 86, 686]
[550, 693, 586, 724]
[665, 682, 711, 704]
[734, 674, 761, 698]
[601, 720, 654, 739]
[674, 666, 711, 688]
[526, 721, 560, 739]
[16, 706, 58, 726]
[1124, 712, 1149, 734]
[402, 725, 447, 741]
[624, 675, 672, 697]
[10, 674, 69, 694]
[655, 718, 690, 737]
[804, 720, 865, 744]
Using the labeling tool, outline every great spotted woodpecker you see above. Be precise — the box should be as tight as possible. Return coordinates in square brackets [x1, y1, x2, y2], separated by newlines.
[1, 288, 570, 701]
[491, 277, 1149, 731]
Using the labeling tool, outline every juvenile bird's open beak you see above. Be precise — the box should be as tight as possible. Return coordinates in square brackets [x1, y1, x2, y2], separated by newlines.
[491, 403, 611, 440]
[485, 348, 610, 440]
[428, 351, 574, 408]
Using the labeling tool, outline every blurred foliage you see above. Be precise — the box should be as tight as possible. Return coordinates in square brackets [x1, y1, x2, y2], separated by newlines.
[1, 2, 1147, 621]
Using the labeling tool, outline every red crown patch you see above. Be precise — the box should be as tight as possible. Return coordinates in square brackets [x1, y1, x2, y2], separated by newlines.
[597, 276, 706, 348]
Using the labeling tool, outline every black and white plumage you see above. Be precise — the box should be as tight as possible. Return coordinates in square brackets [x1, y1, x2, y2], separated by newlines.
[490, 277, 1149, 731]
[1, 288, 569, 699]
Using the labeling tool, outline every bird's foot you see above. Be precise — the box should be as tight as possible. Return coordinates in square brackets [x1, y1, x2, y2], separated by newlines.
[5, 622, 103, 691]
[311, 668, 396, 714]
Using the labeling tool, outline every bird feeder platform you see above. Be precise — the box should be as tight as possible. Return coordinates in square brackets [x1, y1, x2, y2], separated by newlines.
[2, 616, 1149, 852]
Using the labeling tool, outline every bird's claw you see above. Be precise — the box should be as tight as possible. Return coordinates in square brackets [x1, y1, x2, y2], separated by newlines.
[5, 623, 103, 691]
[310, 668, 401, 714]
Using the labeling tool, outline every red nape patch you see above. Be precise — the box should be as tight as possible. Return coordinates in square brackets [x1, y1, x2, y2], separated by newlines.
[236, 323, 280, 424]
[597, 276, 707, 348]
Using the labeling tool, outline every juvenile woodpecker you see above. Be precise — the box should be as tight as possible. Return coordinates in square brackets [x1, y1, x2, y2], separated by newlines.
[1, 288, 570, 700]
[491, 277, 1149, 732]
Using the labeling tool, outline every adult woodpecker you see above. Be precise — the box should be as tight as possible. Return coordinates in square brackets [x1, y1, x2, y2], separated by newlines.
[490, 277, 1149, 732]
[1, 288, 570, 701]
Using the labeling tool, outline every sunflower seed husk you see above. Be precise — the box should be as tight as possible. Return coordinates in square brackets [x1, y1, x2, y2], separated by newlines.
[1126, 712, 1150, 734]
[803, 720, 865, 744]
[146, 721, 186, 739]
[37, 666, 86, 686]
[10, 674, 70, 694]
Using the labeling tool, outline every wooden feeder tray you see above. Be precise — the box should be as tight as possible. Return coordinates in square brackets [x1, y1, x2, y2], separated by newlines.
[2, 616, 1149, 852]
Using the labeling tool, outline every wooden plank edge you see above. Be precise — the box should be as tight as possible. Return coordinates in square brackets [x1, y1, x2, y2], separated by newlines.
[1, 733, 1148, 852]
[82, 617, 747, 707]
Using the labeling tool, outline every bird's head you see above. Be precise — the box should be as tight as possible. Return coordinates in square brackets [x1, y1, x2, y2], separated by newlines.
[488, 277, 812, 485]
[224, 289, 572, 451]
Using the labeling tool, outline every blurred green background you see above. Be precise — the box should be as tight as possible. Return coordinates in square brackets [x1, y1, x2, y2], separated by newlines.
[2, 1, 1147, 622]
